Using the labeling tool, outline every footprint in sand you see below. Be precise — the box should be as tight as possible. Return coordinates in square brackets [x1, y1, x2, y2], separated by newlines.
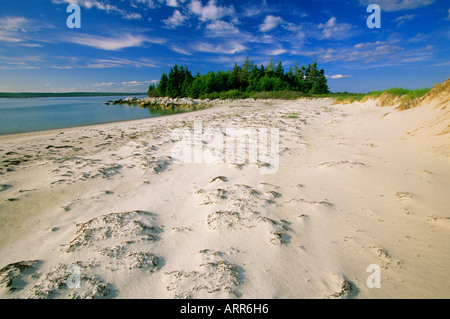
[66, 210, 162, 252]
[164, 249, 243, 298]
[198, 180, 290, 245]
[366, 246, 403, 269]
[317, 160, 366, 169]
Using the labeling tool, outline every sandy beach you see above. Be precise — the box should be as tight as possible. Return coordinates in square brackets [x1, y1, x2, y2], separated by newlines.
[0, 85, 449, 299]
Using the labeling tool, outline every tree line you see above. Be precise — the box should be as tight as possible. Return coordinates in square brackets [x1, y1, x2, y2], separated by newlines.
[148, 57, 329, 99]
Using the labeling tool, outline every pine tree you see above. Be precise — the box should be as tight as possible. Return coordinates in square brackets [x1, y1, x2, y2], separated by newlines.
[240, 57, 251, 85]
[181, 72, 194, 97]
[228, 63, 241, 90]
[266, 57, 275, 78]
[286, 67, 296, 90]
[152, 59, 328, 98]
[310, 69, 329, 94]
[275, 61, 284, 80]
[157, 73, 168, 97]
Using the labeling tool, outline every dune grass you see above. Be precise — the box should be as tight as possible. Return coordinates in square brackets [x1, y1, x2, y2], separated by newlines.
[192, 87, 432, 109]
[367, 88, 431, 99]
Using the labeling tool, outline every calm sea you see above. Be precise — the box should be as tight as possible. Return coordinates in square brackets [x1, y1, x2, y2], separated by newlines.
[0, 96, 190, 135]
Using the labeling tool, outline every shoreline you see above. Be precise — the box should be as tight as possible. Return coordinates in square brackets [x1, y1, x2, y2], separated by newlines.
[0, 96, 448, 298]
[0, 97, 322, 138]
[0, 104, 220, 139]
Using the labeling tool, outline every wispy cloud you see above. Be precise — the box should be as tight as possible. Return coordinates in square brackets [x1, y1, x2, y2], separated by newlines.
[359, 0, 434, 12]
[327, 74, 353, 80]
[0, 16, 29, 32]
[0, 15, 54, 46]
[92, 80, 155, 87]
[395, 14, 417, 26]
[66, 32, 166, 50]
[318, 17, 353, 40]
[169, 44, 192, 55]
[85, 57, 158, 68]
[265, 48, 287, 56]
[189, 0, 235, 22]
[52, 0, 143, 20]
[205, 20, 240, 37]
[132, 0, 187, 9]
[239, 0, 274, 18]
[299, 38, 434, 69]
[259, 15, 285, 32]
[193, 40, 246, 54]
[163, 9, 188, 28]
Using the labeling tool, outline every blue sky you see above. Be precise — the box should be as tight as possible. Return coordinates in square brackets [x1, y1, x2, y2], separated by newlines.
[0, 0, 448, 93]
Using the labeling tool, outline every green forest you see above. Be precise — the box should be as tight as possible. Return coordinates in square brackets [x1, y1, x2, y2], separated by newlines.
[148, 57, 329, 99]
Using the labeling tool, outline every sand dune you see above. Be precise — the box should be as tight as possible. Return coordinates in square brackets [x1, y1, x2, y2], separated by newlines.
[0, 83, 449, 298]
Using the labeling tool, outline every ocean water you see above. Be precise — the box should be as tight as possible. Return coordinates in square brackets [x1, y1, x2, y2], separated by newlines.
[0, 96, 190, 135]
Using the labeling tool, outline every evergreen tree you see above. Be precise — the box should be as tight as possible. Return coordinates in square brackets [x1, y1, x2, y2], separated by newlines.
[157, 73, 168, 97]
[147, 82, 158, 97]
[189, 77, 203, 98]
[275, 61, 284, 80]
[240, 57, 251, 91]
[266, 57, 275, 78]
[166, 65, 177, 97]
[181, 71, 194, 97]
[151, 59, 329, 98]
[286, 67, 296, 90]
[228, 63, 241, 90]
[310, 69, 329, 94]
[259, 64, 266, 78]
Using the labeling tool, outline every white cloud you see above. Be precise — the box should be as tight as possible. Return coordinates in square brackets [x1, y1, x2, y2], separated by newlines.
[395, 14, 417, 25]
[0, 16, 29, 32]
[300, 37, 433, 68]
[259, 15, 285, 32]
[91, 80, 156, 92]
[170, 45, 192, 55]
[52, 0, 142, 20]
[205, 20, 239, 36]
[189, 0, 203, 15]
[53, 0, 121, 12]
[0, 30, 23, 43]
[359, 0, 434, 12]
[92, 81, 115, 87]
[86, 57, 158, 68]
[132, 0, 158, 9]
[162, 9, 188, 28]
[318, 17, 353, 40]
[327, 74, 352, 80]
[165, 0, 180, 7]
[194, 41, 246, 54]
[188, 0, 235, 22]
[123, 12, 143, 20]
[0, 16, 53, 45]
[266, 48, 287, 56]
[68, 33, 166, 50]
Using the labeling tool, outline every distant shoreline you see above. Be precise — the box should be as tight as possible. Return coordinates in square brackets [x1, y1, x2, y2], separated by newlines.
[0, 92, 147, 99]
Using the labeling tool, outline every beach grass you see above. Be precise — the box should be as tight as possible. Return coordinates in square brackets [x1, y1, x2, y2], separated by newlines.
[194, 88, 431, 104]
[367, 87, 431, 99]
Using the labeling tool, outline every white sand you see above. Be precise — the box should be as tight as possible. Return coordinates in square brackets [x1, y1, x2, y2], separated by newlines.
[0, 94, 449, 299]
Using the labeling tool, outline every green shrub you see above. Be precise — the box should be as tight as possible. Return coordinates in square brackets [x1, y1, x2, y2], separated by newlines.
[219, 90, 249, 99]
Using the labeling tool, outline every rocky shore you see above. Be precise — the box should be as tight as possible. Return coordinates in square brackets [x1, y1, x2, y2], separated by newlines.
[107, 96, 214, 109]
